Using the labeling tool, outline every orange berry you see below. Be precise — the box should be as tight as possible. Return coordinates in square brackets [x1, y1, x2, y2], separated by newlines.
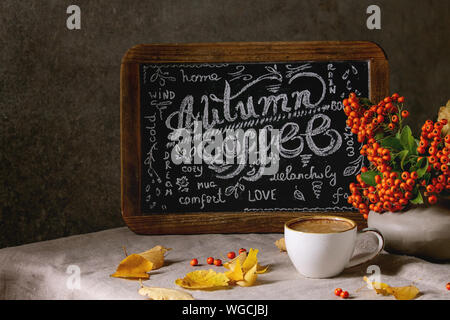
[406, 178, 415, 186]
[213, 259, 222, 266]
[428, 195, 437, 205]
[206, 257, 214, 265]
[401, 110, 409, 118]
[227, 251, 236, 259]
[190, 258, 198, 266]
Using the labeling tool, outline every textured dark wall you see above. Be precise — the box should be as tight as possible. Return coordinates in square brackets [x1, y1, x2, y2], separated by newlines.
[0, 0, 449, 248]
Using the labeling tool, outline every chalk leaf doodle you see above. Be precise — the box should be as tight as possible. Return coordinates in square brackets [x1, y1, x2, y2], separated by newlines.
[176, 176, 189, 192]
[140, 61, 369, 212]
[293, 186, 305, 201]
[343, 155, 365, 176]
[224, 180, 245, 199]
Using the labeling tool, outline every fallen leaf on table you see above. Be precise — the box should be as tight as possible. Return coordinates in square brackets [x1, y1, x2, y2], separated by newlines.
[224, 259, 244, 282]
[224, 248, 269, 274]
[139, 285, 194, 300]
[224, 248, 266, 287]
[223, 252, 247, 270]
[363, 276, 420, 300]
[390, 286, 421, 300]
[138, 245, 171, 270]
[275, 238, 286, 252]
[236, 263, 258, 287]
[175, 269, 229, 290]
[111, 245, 171, 279]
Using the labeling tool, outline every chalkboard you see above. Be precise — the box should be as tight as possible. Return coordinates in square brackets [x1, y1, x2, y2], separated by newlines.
[121, 42, 389, 234]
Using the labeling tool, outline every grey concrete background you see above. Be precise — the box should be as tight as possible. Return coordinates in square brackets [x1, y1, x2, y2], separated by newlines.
[0, 0, 448, 248]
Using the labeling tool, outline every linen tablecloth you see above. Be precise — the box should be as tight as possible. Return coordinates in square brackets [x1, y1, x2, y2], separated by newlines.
[0, 227, 449, 300]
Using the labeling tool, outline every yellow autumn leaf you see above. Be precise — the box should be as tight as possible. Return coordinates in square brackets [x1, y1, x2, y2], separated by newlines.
[111, 254, 153, 279]
[224, 248, 268, 274]
[223, 252, 247, 271]
[236, 263, 258, 287]
[175, 269, 229, 290]
[224, 248, 268, 287]
[275, 237, 286, 252]
[111, 245, 171, 279]
[256, 263, 269, 274]
[138, 245, 171, 270]
[139, 286, 194, 300]
[363, 276, 420, 300]
[390, 286, 420, 300]
[225, 259, 244, 282]
[242, 248, 258, 273]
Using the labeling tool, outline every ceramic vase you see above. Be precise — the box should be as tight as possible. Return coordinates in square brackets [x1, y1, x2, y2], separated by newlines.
[367, 196, 450, 261]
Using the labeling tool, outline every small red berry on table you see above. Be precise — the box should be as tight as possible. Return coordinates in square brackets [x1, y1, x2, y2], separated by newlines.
[214, 259, 222, 266]
[227, 251, 236, 259]
[446, 283, 450, 290]
[206, 257, 214, 265]
[238, 248, 247, 255]
[334, 288, 343, 296]
[340, 291, 349, 299]
[190, 258, 198, 266]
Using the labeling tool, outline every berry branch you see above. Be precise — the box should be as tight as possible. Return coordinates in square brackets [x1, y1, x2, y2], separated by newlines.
[343, 93, 449, 219]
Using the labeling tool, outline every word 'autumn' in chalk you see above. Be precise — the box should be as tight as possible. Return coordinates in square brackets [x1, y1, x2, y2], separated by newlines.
[165, 76, 325, 131]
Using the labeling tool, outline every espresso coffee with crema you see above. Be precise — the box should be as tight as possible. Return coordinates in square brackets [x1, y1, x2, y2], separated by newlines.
[290, 218, 354, 233]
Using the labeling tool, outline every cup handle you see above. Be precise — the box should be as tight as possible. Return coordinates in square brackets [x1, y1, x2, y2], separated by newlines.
[346, 228, 384, 268]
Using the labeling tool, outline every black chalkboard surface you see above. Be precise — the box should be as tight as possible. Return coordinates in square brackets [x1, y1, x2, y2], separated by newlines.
[121, 42, 389, 234]
[140, 61, 368, 213]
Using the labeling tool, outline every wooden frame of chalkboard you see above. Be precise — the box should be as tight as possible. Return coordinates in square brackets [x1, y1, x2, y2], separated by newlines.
[121, 41, 388, 234]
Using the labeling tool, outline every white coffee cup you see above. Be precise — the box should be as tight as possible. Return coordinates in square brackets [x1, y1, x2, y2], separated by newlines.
[284, 215, 384, 278]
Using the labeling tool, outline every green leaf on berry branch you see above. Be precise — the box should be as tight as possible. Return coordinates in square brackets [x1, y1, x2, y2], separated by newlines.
[380, 136, 403, 151]
[399, 125, 418, 155]
[410, 191, 424, 204]
[398, 150, 409, 170]
[361, 170, 378, 187]
[415, 157, 429, 179]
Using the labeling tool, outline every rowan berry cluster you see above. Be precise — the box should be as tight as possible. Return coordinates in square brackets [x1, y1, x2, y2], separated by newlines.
[344, 93, 406, 143]
[343, 93, 449, 219]
[418, 119, 450, 203]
